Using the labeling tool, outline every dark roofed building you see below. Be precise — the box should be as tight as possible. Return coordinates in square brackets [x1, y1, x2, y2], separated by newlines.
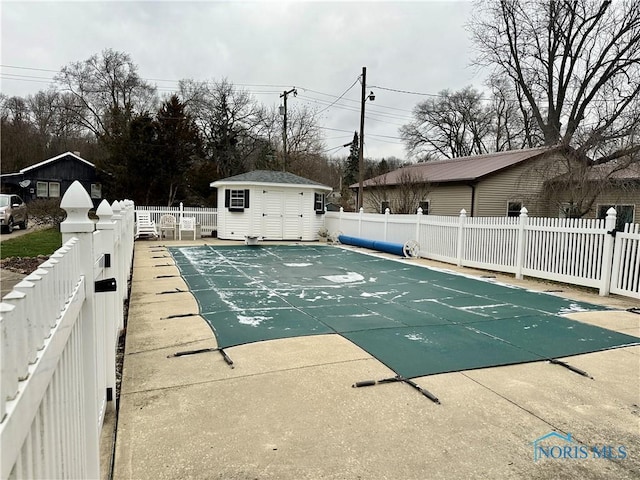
[0, 152, 102, 206]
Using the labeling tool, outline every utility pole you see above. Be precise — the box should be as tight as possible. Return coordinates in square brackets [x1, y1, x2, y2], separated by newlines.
[280, 87, 297, 172]
[358, 67, 367, 210]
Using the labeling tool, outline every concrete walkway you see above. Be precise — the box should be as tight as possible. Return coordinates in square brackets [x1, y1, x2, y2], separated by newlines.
[112, 239, 640, 480]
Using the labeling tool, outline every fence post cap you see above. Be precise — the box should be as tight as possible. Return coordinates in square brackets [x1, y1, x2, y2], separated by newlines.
[97, 199, 113, 217]
[520, 207, 529, 216]
[385, 208, 390, 214]
[460, 209, 467, 217]
[97, 199, 116, 229]
[417, 207, 423, 214]
[606, 207, 617, 217]
[60, 181, 95, 233]
[0, 301, 16, 313]
[111, 200, 122, 213]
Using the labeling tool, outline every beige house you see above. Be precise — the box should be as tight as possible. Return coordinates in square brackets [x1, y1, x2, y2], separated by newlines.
[547, 160, 640, 227]
[354, 147, 640, 224]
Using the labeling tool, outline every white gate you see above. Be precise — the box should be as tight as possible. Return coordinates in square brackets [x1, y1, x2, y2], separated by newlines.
[610, 223, 640, 299]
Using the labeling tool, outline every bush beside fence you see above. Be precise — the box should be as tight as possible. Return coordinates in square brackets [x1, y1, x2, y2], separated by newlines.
[325, 207, 640, 299]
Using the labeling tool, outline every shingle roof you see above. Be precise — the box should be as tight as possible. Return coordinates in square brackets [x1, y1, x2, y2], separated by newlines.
[210, 170, 332, 190]
[20, 152, 94, 173]
[355, 147, 552, 188]
[1, 152, 95, 178]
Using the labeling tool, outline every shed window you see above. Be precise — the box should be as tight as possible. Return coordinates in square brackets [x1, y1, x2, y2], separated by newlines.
[48, 182, 60, 198]
[507, 201, 522, 217]
[91, 183, 102, 199]
[225, 189, 250, 212]
[37, 182, 48, 197]
[314, 193, 325, 214]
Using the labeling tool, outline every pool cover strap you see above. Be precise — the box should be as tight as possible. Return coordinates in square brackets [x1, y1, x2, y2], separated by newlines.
[170, 346, 235, 368]
[353, 375, 441, 404]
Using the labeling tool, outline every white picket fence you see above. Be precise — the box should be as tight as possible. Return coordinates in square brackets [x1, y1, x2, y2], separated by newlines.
[136, 204, 218, 236]
[0, 181, 135, 479]
[325, 207, 640, 299]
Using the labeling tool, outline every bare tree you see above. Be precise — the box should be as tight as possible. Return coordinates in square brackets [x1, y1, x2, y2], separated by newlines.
[486, 75, 543, 151]
[179, 78, 267, 178]
[364, 168, 433, 214]
[469, 0, 640, 164]
[54, 48, 157, 139]
[400, 86, 493, 159]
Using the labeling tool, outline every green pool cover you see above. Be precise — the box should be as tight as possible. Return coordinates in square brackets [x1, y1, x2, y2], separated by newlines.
[168, 245, 639, 379]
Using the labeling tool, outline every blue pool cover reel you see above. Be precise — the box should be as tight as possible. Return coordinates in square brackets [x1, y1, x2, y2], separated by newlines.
[338, 235, 407, 257]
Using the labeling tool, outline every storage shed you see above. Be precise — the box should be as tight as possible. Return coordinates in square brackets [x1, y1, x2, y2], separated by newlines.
[210, 170, 333, 241]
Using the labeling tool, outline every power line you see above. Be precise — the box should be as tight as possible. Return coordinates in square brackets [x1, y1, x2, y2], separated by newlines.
[369, 84, 444, 97]
[314, 77, 360, 116]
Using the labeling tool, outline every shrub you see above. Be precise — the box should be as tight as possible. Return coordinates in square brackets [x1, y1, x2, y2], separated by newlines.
[27, 198, 66, 226]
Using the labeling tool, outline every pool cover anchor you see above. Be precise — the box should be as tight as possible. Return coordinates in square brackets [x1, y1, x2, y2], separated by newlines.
[169, 347, 235, 368]
[352, 375, 441, 404]
[548, 359, 593, 379]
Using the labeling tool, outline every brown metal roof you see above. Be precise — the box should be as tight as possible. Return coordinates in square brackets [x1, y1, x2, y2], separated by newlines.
[356, 147, 552, 188]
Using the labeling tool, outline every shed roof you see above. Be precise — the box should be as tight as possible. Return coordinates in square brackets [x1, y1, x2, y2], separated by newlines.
[211, 170, 332, 191]
[355, 147, 553, 188]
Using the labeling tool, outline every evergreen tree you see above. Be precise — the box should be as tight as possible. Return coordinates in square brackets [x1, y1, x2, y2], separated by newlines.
[344, 131, 359, 187]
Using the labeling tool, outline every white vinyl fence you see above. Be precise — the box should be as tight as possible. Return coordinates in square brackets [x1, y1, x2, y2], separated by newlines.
[325, 207, 640, 299]
[136, 203, 218, 236]
[0, 181, 135, 479]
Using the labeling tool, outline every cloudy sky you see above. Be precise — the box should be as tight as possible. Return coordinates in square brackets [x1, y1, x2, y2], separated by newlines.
[1, 1, 485, 160]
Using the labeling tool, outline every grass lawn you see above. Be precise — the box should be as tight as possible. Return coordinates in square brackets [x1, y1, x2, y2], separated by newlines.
[0, 228, 63, 259]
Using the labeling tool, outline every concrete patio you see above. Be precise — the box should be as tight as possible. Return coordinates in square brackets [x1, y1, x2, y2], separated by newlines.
[109, 238, 639, 479]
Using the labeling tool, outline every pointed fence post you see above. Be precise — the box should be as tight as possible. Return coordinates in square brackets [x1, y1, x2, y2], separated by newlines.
[457, 209, 467, 267]
[600, 207, 617, 296]
[339, 207, 344, 234]
[384, 208, 390, 241]
[515, 207, 528, 280]
[358, 207, 364, 237]
[416, 207, 423, 244]
[60, 180, 100, 479]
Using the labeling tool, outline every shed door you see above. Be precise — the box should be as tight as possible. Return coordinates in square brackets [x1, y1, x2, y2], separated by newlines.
[262, 190, 284, 239]
[283, 191, 303, 240]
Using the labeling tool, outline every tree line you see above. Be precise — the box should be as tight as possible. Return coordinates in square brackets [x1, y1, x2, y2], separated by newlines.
[2, 1, 638, 212]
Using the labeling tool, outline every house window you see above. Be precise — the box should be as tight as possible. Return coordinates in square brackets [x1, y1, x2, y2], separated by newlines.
[91, 183, 102, 199]
[418, 201, 430, 214]
[314, 193, 325, 214]
[37, 182, 48, 197]
[225, 189, 250, 212]
[597, 204, 635, 231]
[48, 182, 60, 198]
[380, 201, 390, 214]
[507, 201, 522, 217]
